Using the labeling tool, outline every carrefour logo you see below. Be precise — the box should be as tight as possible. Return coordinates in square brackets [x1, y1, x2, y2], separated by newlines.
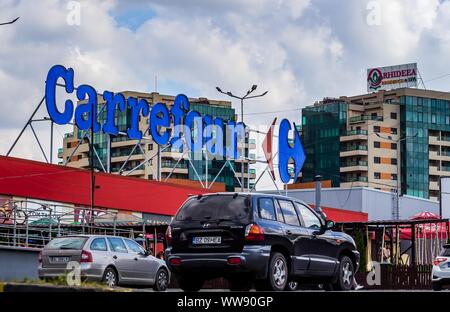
[367, 68, 383, 90]
[44, 65, 305, 184]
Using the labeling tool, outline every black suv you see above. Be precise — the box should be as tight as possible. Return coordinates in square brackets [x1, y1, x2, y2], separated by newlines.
[165, 193, 359, 291]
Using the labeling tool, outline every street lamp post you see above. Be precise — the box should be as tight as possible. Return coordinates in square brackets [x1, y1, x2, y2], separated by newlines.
[216, 85, 268, 192]
[376, 132, 417, 219]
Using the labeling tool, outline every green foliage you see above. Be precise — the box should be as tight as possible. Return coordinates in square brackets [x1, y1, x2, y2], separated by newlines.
[354, 228, 367, 273]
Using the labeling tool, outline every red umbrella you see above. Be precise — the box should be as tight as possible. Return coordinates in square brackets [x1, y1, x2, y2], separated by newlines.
[410, 211, 440, 220]
[399, 211, 447, 239]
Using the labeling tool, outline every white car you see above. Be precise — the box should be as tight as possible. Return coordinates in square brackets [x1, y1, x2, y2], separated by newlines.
[432, 244, 450, 291]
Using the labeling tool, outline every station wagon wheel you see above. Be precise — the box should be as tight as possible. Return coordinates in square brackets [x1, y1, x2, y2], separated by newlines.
[153, 268, 169, 291]
[103, 267, 118, 287]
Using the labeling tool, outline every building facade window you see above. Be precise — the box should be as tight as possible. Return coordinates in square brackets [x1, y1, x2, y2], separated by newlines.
[374, 126, 380, 133]
[391, 158, 398, 165]
[374, 172, 381, 179]
[391, 112, 397, 119]
[374, 141, 380, 148]
[391, 143, 397, 150]
[391, 128, 398, 135]
[392, 174, 398, 181]
[374, 157, 380, 164]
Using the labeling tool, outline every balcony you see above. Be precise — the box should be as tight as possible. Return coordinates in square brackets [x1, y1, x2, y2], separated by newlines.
[429, 166, 450, 176]
[340, 145, 368, 157]
[340, 129, 368, 142]
[160, 167, 188, 174]
[340, 161, 368, 173]
[349, 115, 383, 124]
[111, 154, 145, 163]
[429, 181, 439, 191]
[111, 139, 140, 148]
[122, 169, 146, 177]
[429, 136, 450, 147]
[429, 150, 450, 161]
[340, 176, 368, 187]
[64, 132, 74, 139]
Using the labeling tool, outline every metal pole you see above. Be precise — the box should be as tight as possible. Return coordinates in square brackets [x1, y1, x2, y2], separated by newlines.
[205, 150, 208, 189]
[13, 206, 16, 247]
[154, 227, 157, 257]
[48, 209, 52, 242]
[241, 98, 244, 192]
[90, 108, 95, 234]
[106, 134, 111, 173]
[50, 121, 54, 164]
[157, 144, 161, 181]
[247, 155, 250, 191]
[7, 96, 45, 156]
[411, 223, 416, 266]
[396, 139, 400, 220]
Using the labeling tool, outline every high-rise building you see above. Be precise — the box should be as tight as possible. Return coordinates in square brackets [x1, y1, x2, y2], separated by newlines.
[58, 91, 256, 191]
[300, 88, 450, 201]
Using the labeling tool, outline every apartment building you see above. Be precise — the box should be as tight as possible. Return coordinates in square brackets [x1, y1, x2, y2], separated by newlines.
[58, 91, 256, 191]
[300, 88, 450, 201]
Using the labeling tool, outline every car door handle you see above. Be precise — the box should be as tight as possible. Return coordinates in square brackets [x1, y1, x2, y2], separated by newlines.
[113, 255, 117, 259]
[286, 230, 292, 235]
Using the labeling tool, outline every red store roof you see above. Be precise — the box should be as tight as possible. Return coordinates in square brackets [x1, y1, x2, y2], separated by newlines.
[0, 156, 205, 216]
[0, 156, 368, 222]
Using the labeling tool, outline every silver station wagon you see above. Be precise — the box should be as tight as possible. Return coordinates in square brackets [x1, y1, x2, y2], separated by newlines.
[38, 235, 169, 290]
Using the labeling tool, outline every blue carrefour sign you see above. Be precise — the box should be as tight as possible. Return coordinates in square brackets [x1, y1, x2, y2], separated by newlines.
[44, 65, 305, 184]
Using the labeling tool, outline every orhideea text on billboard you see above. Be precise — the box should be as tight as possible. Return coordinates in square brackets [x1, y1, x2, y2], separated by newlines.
[367, 63, 418, 92]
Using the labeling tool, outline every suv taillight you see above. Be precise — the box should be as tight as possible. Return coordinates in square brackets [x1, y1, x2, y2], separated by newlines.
[80, 250, 93, 263]
[434, 257, 447, 266]
[38, 251, 42, 264]
[245, 223, 264, 241]
[165, 226, 172, 246]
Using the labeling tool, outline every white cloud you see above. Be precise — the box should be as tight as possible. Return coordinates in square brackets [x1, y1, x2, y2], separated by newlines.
[2, 0, 450, 190]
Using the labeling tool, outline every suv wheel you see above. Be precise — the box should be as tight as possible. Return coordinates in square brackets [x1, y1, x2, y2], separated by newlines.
[102, 267, 118, 287]
[153, 268, 169, 291]
[177, 274, 204, 292]
[259, 252, 288, 291]
[332, 256, 355, 291]
[432, 282, 442, 291]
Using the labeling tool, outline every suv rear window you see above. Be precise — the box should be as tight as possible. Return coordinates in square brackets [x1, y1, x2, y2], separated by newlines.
[176, 194, 250, 222]
[46, 237, 87, 250]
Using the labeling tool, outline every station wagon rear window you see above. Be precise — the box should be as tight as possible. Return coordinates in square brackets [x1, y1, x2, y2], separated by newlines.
[46, 237, 87, 250]
[176, 195, 250, 222]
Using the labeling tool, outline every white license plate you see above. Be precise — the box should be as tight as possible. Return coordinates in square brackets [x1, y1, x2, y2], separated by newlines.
[192, 236, 221, 245]
[51, 256, 70, 263]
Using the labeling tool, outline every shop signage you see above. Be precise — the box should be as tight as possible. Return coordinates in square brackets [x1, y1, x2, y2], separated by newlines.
[367, 63, 417, 92]
[44, 65, 305, 183]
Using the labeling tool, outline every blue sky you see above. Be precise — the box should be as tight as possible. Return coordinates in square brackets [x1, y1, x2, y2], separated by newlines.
[1, 0, 450, 188]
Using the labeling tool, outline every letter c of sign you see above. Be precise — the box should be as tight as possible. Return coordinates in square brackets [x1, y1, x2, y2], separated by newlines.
[45, 65, 75, 125]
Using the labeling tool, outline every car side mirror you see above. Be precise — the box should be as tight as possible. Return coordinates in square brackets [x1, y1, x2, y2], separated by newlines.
[325, 220, 335, 230]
